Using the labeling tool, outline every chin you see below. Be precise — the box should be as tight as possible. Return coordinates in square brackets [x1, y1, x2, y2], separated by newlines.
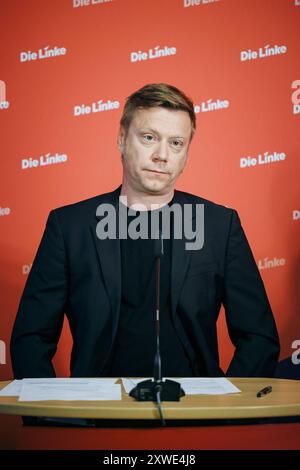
[142, 180, 165, 191]
[139, 173, 173, 194]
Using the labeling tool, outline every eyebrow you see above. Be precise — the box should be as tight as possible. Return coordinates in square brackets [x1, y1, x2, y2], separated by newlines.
[138, 128, 187, 140]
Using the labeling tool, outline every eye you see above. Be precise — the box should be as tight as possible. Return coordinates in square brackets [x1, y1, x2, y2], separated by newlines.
[143, 134, 155, 143]
[172, 139, 184, 148]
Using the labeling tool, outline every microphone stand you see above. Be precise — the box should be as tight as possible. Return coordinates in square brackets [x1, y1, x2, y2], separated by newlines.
[129, 230, 185, 425]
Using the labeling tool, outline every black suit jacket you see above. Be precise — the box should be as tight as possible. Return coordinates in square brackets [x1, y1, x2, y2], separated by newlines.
[10, 185, 280, 378]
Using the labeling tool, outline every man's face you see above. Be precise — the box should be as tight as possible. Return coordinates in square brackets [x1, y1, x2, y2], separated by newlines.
[118, 107, 192, 196]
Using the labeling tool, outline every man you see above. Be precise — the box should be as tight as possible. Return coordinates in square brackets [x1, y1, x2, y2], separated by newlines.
[11, 83, 280, 379]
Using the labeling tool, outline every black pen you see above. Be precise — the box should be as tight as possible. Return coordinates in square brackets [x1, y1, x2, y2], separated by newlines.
[256, 385, 272, 398]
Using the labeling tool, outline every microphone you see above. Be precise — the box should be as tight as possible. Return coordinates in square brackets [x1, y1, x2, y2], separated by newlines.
[129, 230, 185, 424]
[153, 230, 163, 384]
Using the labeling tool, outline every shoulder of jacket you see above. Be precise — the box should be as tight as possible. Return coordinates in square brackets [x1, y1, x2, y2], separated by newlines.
[175, 189, 236, 217]
[49, 187, 118, 224]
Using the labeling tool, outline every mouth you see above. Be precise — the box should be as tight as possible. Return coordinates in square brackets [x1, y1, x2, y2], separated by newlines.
[144, 169, 168, 175]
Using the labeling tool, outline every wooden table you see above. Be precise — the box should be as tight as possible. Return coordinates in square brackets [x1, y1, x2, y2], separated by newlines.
[1, 378, 300, 450]
[1, 377, 300, 420]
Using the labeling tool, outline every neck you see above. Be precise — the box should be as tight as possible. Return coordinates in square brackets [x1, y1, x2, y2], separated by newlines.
[120, 182, 174, 211]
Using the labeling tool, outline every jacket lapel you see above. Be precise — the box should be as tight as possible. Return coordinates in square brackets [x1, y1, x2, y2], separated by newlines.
[91, 186, 122, 342]
[169, 191, 200, 370]
[170, 190, 192, 320]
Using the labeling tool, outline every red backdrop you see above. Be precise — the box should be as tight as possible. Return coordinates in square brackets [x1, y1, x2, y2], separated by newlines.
[0, 0, 299, 448]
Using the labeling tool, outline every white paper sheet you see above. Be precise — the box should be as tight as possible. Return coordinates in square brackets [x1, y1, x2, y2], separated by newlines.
[0, 380, 23, 397]
[122, 377, 241, 395]
[18, 383, 121, 401]
[0, 378, 117, 397]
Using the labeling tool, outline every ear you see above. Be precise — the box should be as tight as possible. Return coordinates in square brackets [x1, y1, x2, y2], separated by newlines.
[117, 127, 126, 152]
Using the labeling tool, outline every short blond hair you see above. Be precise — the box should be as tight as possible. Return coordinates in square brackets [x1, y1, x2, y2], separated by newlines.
[120, 83, 196, 140]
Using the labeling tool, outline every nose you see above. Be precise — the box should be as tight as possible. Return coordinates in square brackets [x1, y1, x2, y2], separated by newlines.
[152, 140, 169, 162]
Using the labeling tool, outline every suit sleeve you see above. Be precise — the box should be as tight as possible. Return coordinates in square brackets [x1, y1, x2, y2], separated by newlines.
[10, 210, 68, 379]
[223, 210, 280, 377]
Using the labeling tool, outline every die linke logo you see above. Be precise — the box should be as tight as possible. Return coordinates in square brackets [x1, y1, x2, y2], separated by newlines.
[130, 45, 177, 63]
[21, 152, 68, 170]
[258, 257, 286, 270]
[20, 45, 67, 62]
[194, 98, 229, 113]
[240, 151, 286, 169]
[0, 80, 10, 110]
[23, 263, 32, 275]
[0, 206, 11, 216]
[293, 210, 300, 220]
[73, 0, 113, 7]
[0, 339, 6, 365]
[291, 80, 300, 115]
[74, 98, 120, 116]
[240, 44, 287, 62]
[184, 0, 220, 7]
